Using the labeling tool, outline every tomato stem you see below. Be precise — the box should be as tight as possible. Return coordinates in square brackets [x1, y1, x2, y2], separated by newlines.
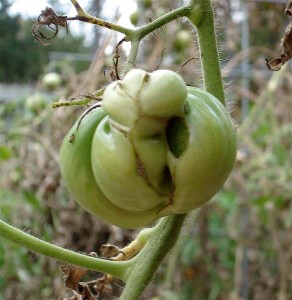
[120, 214, 187, 299]
[0, 220, 130, 281]
[70, 0, 133, 36]
[188, 0, 226, 105]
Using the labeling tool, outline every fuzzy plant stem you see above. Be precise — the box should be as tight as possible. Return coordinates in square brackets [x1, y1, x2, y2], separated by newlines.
[188, 0, 225, 105]
[120, 214, 187, 300]
[0, 220, 129, 280]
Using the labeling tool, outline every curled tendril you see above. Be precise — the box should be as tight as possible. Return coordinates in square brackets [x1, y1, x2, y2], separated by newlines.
[32, 7, 68, 46]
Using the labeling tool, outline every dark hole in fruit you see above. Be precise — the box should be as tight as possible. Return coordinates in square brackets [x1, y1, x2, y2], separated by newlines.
[166, 117, 189, 158]
[158, 166, 174, 196]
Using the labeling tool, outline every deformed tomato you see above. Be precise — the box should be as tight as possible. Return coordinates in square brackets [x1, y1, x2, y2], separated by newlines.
[60, 69, 237, 228]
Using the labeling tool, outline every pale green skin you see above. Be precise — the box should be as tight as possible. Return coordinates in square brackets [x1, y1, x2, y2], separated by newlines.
[60, 108, 161, 228]
[60, 70, 236, 229]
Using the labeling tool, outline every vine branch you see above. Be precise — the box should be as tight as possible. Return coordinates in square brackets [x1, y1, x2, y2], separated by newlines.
[0, 220, 129, 280]
[69, 0, 133, 36]
[187, 0, 225, 104]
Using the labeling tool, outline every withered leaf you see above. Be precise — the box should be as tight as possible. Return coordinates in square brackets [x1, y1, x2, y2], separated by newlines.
[266, 23, 292, 71]
[94, 276, 113, 296]
[61, 264, 88, 292]
[79, 283, 98, 300]
[266, 2, 292, 71]
[285, 0, 292, 17]
[100, 244, 123, 259]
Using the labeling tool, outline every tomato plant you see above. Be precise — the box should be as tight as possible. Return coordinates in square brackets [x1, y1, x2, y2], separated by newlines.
[0, 0, 245, 299]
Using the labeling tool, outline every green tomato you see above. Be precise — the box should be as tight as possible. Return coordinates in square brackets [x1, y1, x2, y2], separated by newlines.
[130, 11, 139, 26]
[25, 93, 47, 112]
[60, 69, 236, 228]
[173, 30, 192, 52]
[42, 72, 62, 90]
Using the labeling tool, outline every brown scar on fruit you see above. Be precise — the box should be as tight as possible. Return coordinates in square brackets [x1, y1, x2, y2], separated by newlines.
[69, 133, 75, 143]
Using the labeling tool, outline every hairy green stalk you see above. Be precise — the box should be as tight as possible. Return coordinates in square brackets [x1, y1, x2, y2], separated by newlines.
[188, 0, 225, 104]
[0, 220, 129, 280]
[120, 214, 187, 299]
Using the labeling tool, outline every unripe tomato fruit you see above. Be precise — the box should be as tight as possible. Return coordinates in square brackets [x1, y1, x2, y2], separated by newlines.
[42, 72, 62, 90]
[60, 69, 236, 228]
[25, 93, 47, 112]
[130, 11, 139, 26]
[173, 30, 192, 52]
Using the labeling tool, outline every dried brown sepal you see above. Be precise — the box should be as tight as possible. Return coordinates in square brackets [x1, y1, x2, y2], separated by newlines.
[113, 38, 126, 80]
[266, 1, 292, 71]
[61, 264, 88, 292]
[100, 244, 125, 259]
[32, 7, 68, 45]
[93, 275, 113, 296]
[77, 283, 97, 300]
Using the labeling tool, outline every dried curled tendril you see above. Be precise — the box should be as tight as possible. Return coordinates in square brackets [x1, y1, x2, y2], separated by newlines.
[32, 7, 68, 46]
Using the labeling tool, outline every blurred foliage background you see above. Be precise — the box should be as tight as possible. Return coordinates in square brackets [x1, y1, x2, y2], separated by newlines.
[0, 0, 291, 299]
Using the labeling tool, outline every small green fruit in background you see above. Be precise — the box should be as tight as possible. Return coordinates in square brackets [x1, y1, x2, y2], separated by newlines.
[60, 69, 237, 228]
[42, 72, 62, 91]
[130, 11, 139, 26]
[138, 0, 152, 9]
[25, 93, 47, 113]
[173, 30, 192, 52]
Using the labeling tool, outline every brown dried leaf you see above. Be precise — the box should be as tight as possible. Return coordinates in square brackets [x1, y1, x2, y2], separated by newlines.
[100, 244, 123, 259]
[79, 283, 98, 300]
[94, 275, 113, 296]
[285, 0, 292, 17]
[266, 22, 292, 71]
[266, 1, 292, 71]
[61, 264, 88, 292]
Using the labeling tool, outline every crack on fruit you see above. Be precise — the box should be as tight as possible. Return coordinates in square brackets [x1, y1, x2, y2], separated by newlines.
[157, 166, 175, 196]
[116, 82, 136, 102]
[133, 144, 176, 206]
[108, 121, 130, 139]
[156, 187, 176, 214]
[143, 73, 150, 83]
[134, 72, 150, 116]
[131, 143, 168, 200]
[168, 187, 175, 205]
[134, 152, 155, 190]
